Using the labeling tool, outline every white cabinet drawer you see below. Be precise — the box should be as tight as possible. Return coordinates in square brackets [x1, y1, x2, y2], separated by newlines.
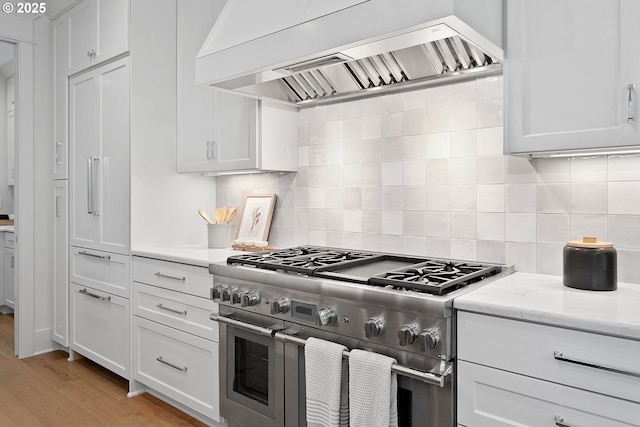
[134, 317, 220, 422]
[70, 246, 130, 298]
[133, 282, 218, 342]
[133, 256, 212, 298]
[457, 311, 640, 403]
[458, 361, 640, 427]
[70, 283, 130, 378]
[3, 232, 15, 249]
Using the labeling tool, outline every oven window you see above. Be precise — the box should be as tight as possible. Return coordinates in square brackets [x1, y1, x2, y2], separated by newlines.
[234, 336, 270, 405]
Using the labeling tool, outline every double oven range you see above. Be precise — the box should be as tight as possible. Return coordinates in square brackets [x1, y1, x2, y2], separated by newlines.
[209, 246, 512, 427]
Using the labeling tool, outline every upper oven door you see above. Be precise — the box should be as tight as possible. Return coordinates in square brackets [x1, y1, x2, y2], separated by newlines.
[218, 311, 286, 427]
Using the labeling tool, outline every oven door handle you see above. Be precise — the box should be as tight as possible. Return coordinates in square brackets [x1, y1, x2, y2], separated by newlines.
[211, 313, 279, 338]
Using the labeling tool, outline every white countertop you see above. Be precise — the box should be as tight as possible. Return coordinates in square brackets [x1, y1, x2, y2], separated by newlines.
[132, 244, 237, 268]
[454, 272, 640, 340]
[0, 226, 14, 232]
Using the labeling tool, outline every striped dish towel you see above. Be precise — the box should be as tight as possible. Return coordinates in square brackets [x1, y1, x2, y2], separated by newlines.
[305, 337, 349, 427]
[349, 349, 398, 427]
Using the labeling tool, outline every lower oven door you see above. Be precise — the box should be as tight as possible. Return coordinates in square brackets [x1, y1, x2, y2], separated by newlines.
[218, 311, 286, 427]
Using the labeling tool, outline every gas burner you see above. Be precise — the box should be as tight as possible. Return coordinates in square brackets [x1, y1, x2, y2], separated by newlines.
[266, 250, 378, 274]
[227, 246, 328, 268]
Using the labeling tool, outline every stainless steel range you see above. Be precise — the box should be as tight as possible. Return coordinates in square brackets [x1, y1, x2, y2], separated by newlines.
[209, 246, 513, 427]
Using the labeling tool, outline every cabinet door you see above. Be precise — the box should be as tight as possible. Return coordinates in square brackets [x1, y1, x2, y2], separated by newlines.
[7, 111, 14, 186]
[53, 16, 68, 179]
[95, 0, 129, 64]
[53, 181, 69, 347]
[67, 0, 98, 74]
[211, 91, 258, 171]
[4, 247, 14, 309]
[506, 0, 640, 155]
[70, 282, 130, 378]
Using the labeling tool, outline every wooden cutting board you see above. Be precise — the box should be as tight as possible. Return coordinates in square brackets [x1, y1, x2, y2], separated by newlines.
[232, 244, 277, 252]
[0, 220, 14, 226]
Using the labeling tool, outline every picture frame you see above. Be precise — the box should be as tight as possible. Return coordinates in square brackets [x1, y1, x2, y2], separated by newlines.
[235, 194, 277, 242]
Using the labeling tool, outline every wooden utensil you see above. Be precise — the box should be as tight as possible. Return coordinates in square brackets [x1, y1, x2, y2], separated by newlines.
[213, 207, 227, 225]
[224, 207, 238, 223]
[198, 208, 213, 224]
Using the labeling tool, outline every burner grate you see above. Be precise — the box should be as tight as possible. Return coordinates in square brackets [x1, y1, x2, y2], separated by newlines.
[266, 250, 378, 274]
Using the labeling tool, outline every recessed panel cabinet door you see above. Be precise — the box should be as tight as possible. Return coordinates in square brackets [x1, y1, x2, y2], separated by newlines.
[53, 16, 68, 180]
[211, 91, 258, 171]
[506, 0, 640, 155]
[53, 180, 69, 347]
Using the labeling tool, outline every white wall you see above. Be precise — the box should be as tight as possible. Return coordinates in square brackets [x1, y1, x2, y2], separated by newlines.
[217, 76, 640, 284]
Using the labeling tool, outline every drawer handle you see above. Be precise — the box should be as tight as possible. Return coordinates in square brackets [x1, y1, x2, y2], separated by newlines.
[79, 250, 111, 260]
[156, 303, 187, 316]
[154, 272, 186, 281]
[156, 356, 187, 372]
[79, 288, 111, 302]
[553, 351, 640, 378]
[554, 415, 574, 427]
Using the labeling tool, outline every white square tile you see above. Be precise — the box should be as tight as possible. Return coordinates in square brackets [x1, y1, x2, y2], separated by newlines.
[403, 236, 427, 256]
[298, 125, 310, 146]
[382, 187, 403, 210]
[477, 75, 503, 100]
[426, 238, 451, 258]
[325, 210, 344, 231]
[506, 183, 536, 213]
[343, 118, 362, 141]
[425, 85, 452, 107]
[403, 88, 425, 110]
[362, 115, 382, 140]
[450, 130, 477, 157]
[343, 164, 362, 187]
[571, 182, 607, 214]
[362, 139, 382, 163]
[309, 188, 326, 209]
[308, 209, 326, 230]
[451, 212, 476, 239]
[477, 156, 505, 184]
[297, 108, 310, 125]
[343, 99, 362, 119]
[425, 132, 451, 159]
[361, 233, 382, 251]
[308, 230, 326, 246]
[382, 112, 403, 137]
[403, 186, 426, 211]
[298, 146, 310, 168]
[343, 210, 362, 232]
[617, 250, 640, 283]
[475, 240, 505, 263]
[324, 165, 343, 187]
[344, 188, 362, 209]
[307, 166, 326, 188]
[426, 158, 450, 184]
[476, 127, 504, 156]
[325, 143, 343, 165]
[309, 123, 325, 145]
[449, 157, 476, 185]
[570, 214, 607, 241]
[381, 162, 403, 186]
[293, 167, 309, 187]
[362, 163, 381, 187]
[609, 182, 640, 215]
[506, 213, 536, 243]
[325, 188, 344, 209]
[381, 210, 403, 235]
[343, 140, 363, 164]
[608, 154, 640, 181]
[309, 105, 327, 123]
[381, 234, 404, 254]
[505, 242, 537, 273]
[403, 109, 426, 135]
[362, 187, 382, 209]
[403, 160, 426, 185]
[453, 80, 477, 103]
[424, 105, 452, 133]
[294, 208, 309, 229]
[450, 185, 477, 212]
[537, 213, 570, 244]
[381, 92, 403, 113]
[608, 215, 640, 250]
[476, 98, 503, 128]
[325, 103, 343, 121]
[425, 184, 451, 211]
[506, 155, 537, 183]
[426, 212, 450, 237]
[452, 102, 476, 131]
[325, 120, 343, 143]
[571, 156, 607, 182]
[477, 184, 505, 212]
[343, 232, 363, 250]
[403, 135, 427, 159]
[403, 211, 426, 236]
[536, 244, 563, 275]
[382, 137, 403, 161]
[361, 96, 381, 116]
[535, 157, 571, 183]
[451, 239, 476, 260]
[537, 183, 570, 213]
[477, 213, 505, 241]
[293, 187, 309, 208]
[362, 210, 382, 233]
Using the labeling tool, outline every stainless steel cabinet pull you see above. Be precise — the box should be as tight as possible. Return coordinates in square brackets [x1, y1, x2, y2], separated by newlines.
[10, 256, 14, 269]
[91, 156, 99, 215]
[554, 415, 574, 427]
[553, 351, 640, 378]
[56, 142, 63, 165]
[55, 196, 61, 218]
[628, 84, 636, 123]
[79, 288, 111, 302]
[211, 140, 217, 159]
[87, 156, 93, 213]
[206, 141, 212, 160]
[156, 356, 187, 372]
[79, 250, 111, 260]
[154, 272, 186, 281]
[156, 303, 187, 316]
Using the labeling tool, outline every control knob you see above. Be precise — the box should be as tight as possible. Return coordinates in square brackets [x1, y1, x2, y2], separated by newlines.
[316, 307, 337, 326]
[364, 316, 385, 338]
[230, 289, 245, 305]
[270, 297, 290, 314]
[398, 324, 420, 346]
[221, 287, 236, 302]
[240, 292, 260, 307]
[211, 285, 227, 300]
[418, 329, 440, 352]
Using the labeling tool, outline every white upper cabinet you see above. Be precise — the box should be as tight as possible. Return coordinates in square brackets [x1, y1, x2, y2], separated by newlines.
[67, 0, 129, 75]
[505, 0, 640, 156]
[53, 16, 68, 179]
[177, 0, 297, 174]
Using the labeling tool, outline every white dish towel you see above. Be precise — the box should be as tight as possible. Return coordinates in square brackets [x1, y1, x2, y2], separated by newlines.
[305, 337, 349, 427]
[349, 349, 398, 427]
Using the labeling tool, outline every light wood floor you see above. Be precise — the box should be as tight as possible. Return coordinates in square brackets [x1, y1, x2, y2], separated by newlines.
[0, 313, 207, 427]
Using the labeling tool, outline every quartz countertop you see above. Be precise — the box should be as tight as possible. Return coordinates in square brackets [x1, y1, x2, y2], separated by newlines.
[132, 244, 238, 268]
[454, 272, 640, 340]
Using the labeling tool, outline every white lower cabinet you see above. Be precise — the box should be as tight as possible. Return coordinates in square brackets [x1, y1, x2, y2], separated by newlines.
[457, 311, 640, 426]
[70, 282, 130, 378]
[3, 243, 14, 309]
[134, 316, 219, 421]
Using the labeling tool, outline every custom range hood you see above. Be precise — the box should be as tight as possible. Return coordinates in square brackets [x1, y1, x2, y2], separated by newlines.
[196, 0, 504, 106]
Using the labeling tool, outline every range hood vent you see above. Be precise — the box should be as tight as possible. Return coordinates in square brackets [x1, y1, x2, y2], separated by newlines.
[196, 0, 504, 106]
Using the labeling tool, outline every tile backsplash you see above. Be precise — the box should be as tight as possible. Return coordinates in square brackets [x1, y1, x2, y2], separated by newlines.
[216, 75, 640, 283]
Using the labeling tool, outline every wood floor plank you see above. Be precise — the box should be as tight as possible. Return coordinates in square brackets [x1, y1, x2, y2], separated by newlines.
[0, 314, 208, 427]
